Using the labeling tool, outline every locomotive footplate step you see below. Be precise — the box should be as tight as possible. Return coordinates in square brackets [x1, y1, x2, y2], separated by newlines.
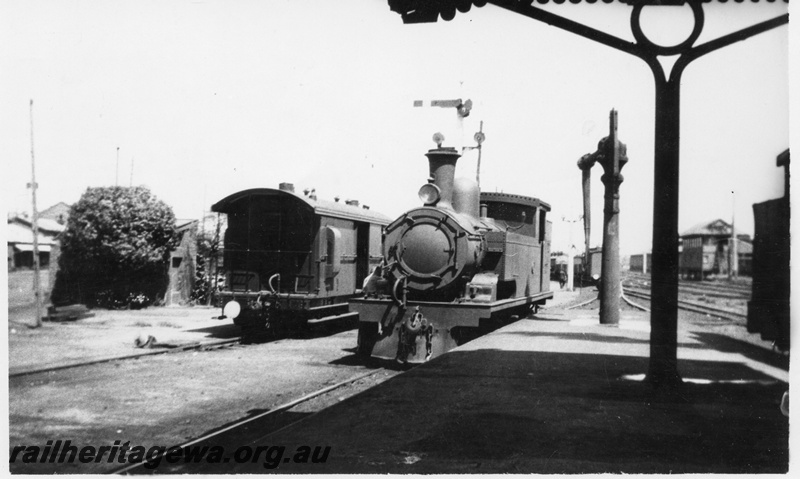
[187, 305, 788, 474]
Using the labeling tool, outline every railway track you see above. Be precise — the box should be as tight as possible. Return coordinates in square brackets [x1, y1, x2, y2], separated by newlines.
[9, 338, 242, 378]
[567, 282, 748, 324]
[624, 272, 751, 299]
[625, 275, 749, 296]
[622, 286, 747, 323]
[111, 367, 391, 474]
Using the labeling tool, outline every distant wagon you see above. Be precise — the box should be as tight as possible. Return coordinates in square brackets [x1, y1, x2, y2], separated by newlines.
[679, 219, 752, 280]
[748, 149, 790, 351]
[212, 184, 390, 341]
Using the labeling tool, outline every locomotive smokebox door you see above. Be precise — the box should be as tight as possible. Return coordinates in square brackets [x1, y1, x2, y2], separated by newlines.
[386, 209, 476, 294]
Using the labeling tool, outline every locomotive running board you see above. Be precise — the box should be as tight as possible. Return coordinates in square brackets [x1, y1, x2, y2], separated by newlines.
[351, 291, 554, 362]
[351, 291, 553, 327]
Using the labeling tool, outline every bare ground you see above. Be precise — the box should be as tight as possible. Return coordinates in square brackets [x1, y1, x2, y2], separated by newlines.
[7, 279, 401, 475]
[8, 322, 400, 474]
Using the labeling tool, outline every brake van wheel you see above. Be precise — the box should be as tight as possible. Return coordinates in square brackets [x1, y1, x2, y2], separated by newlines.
[239, 318, 272, 344]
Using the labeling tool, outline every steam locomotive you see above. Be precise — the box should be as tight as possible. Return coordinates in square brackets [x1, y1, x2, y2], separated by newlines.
[212, 184, 390, 342]
[351, 142, 553, 362]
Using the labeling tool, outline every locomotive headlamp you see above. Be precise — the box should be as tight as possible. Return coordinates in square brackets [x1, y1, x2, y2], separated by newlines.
[418, 183, 441, 205]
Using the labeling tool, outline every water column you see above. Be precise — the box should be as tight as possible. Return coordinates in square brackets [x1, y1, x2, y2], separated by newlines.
[582, 110, 627, 325]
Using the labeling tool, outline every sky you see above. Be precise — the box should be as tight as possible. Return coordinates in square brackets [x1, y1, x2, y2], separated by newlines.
[0, 0, 793, 256]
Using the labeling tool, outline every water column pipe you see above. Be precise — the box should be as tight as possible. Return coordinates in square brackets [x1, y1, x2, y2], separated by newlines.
[577, 153, 596, 279]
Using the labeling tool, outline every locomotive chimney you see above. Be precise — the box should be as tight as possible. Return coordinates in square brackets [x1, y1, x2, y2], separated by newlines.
[279, 182, 295, 193]
[424, 147, 461, 210]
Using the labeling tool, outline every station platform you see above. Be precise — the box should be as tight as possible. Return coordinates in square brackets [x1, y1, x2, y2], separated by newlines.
[221, 292, 791, 474]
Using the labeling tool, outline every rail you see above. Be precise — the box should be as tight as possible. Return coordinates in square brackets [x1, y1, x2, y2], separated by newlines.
[111, 367, 389, 474]
[622, 287, 746, 323]
[9, 338, 241, 378]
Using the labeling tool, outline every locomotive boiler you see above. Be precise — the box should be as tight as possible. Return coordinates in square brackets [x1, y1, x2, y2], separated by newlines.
[351, 143, 553, 362]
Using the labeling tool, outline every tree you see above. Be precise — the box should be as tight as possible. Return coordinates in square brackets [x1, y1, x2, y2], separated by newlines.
[51, 186, 179, 309]
[191, 212, 227, 305]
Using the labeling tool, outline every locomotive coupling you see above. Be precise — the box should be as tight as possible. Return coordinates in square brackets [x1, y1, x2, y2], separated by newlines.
[404, 306, 429, 335]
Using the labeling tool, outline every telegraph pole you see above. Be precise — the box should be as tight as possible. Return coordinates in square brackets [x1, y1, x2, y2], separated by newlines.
[562, 215, 582, 292]
[29, 99, 43, 328]
[115, 147, 120, 186]
[729, 191, 737, 279]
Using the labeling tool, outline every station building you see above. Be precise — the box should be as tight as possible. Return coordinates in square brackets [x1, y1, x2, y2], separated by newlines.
[7, 214, 65, 270]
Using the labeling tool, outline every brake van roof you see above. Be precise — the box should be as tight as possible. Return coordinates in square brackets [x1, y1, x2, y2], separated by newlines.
[211, 188, 391, 226]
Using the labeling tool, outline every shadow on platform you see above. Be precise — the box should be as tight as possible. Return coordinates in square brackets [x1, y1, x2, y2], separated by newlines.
[222, 346, 789, 474]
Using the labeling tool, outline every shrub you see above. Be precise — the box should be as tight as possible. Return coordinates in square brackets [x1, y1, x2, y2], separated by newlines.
[52, 186, 179, 308]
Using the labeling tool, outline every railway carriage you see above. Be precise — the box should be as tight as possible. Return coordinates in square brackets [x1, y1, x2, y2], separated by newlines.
[213, 184, 390, 341]
[352, 144, 553, 362]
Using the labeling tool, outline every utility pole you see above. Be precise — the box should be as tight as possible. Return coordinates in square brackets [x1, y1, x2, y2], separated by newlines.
[130, 156, 134, 187]
[115, 147, 120, 187]
[562, 215, 582, 292]
[28, 99, 43, 328]
[729, 191, 737, 279]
